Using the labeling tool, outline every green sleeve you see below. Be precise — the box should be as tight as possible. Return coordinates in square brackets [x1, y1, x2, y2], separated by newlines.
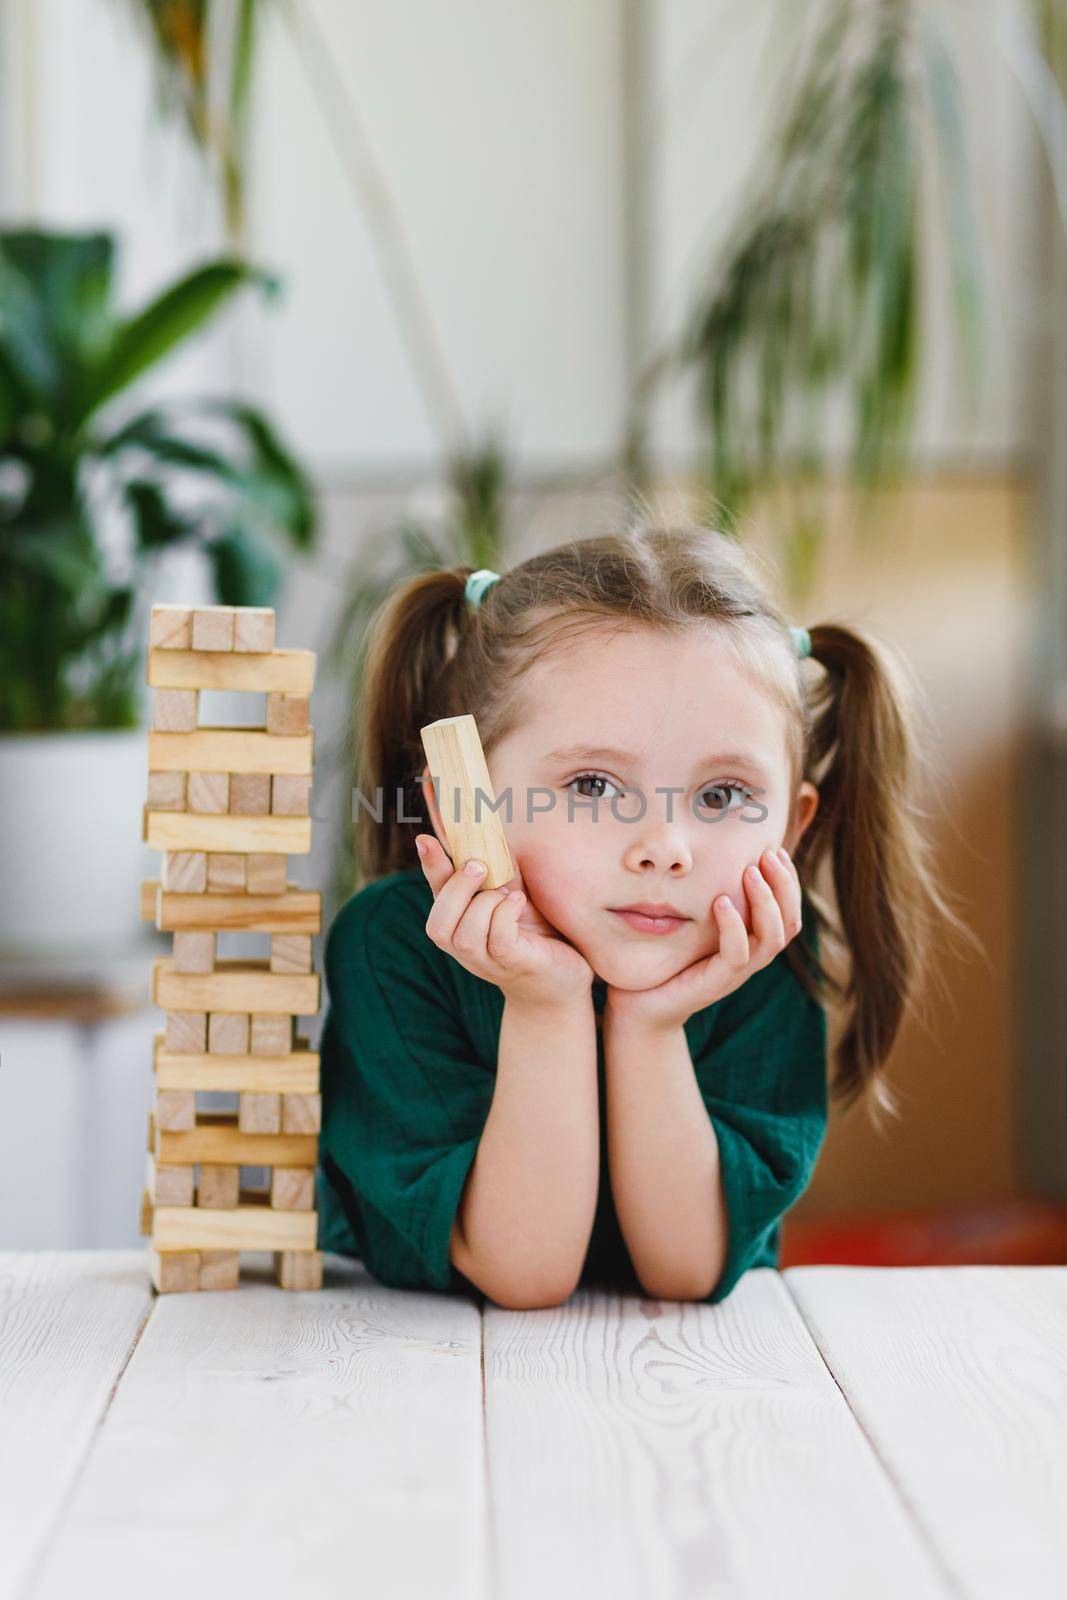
[318, 880, 493, 1296]
[689, 950, 829, 1304]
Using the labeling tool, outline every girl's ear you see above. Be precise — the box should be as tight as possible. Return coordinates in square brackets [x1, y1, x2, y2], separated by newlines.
[786, 781, 819, 855]
[420, 763, 451, 854]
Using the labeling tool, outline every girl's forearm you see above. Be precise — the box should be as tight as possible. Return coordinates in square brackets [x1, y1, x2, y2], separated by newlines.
[602, 1013, 727, 1300]
[451, 994, 599, 1307]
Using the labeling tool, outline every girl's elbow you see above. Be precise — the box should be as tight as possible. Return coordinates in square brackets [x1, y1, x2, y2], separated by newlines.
[638, 1273, 716, 1303]
[486, 1269, 579, 1311]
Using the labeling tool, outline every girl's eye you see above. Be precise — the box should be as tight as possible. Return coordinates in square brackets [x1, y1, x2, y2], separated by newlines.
[566, 774, 753, 812]
[698, 780, 752, 814]
[567, 772, 623, 802]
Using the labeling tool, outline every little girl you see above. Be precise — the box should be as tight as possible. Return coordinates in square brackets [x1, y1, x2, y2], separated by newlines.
[315, 513, 963, 1308]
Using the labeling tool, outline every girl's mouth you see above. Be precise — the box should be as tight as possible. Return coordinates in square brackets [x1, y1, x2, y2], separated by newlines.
[610, 909, 688, 935]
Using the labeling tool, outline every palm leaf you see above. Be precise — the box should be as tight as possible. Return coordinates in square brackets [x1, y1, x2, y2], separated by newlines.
[73, 259, 279, 426]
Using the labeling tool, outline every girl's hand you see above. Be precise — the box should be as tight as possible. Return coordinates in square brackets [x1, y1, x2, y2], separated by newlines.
[415, 834, 594, 1009]
[603, 846, 802, 1034]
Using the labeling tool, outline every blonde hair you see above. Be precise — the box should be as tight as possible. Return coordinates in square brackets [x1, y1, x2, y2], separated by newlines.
[350, 506, 977, 1123]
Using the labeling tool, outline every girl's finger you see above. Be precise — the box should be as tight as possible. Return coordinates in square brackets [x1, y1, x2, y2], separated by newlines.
[486, 889, 525, 962]
[421, 838, 491, 941]
[415, 833, 453, 894]
[745, 857, 787, 954]
[449, 880, 511, 956]
[762, 849, 803, 941]
[713, 894, 750, 969]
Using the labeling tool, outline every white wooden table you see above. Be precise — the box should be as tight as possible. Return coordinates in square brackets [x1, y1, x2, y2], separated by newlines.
[2, 1254, 1064, 1600]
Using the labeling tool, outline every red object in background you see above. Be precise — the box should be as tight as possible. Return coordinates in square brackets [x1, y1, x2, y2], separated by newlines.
[780, 1196, 1067, 1267]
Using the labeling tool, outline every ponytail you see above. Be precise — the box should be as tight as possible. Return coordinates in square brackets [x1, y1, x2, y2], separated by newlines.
[789, 623, 981, 1120]
[352, 568, 472, 890]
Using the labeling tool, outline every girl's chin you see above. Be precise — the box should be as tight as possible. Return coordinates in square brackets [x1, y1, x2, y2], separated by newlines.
[588, 951, 705, 991]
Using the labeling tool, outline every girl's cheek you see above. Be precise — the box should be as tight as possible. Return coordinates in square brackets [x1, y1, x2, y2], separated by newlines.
[521, 856, 588, 930]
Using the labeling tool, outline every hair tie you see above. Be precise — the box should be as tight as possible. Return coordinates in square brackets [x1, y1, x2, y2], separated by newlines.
[789, 624, 812, 660]
[465, 568, 501, 609]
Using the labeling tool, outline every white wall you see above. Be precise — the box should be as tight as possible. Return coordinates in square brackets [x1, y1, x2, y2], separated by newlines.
[647, 0, 1042, 469]
[0, 0, 1043, 483]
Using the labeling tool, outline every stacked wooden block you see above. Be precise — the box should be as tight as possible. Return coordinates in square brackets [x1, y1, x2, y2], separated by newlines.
[138, 603, 323, 1293]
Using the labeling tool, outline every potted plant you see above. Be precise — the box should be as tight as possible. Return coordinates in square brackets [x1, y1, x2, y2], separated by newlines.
[0, 227, 315, 962]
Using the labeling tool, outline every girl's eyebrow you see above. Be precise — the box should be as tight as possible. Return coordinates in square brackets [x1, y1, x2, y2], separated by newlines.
[545, 743, 772, 778]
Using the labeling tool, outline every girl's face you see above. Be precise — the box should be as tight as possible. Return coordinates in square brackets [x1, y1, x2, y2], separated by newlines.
[425, 625, 818, 991]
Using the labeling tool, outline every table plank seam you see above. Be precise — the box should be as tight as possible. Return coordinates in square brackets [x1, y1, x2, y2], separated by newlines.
[15, 1293, 158, 1600]
[780, 1272, 968, 1600]
[478, 1306, 497, 1600]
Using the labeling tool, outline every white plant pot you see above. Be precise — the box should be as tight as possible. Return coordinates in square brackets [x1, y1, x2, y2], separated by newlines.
[0, 728, 154, 963]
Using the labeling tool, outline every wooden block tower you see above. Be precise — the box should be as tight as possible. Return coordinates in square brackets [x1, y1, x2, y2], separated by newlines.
[138, 604, 324, 1293]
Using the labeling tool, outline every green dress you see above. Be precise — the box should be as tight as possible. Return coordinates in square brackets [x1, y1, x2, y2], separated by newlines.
[316, 867, 828, 1303]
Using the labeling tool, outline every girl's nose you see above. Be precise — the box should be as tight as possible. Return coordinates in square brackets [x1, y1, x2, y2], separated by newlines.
[623, 821, 693, 875]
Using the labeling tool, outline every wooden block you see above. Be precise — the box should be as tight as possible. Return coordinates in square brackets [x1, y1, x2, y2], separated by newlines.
[191, 607, 235, 651]
[154, 886, 320, 934]
[207, 1011, 250, 1054]
[146, 1151, 195, 1207]
[173, 931, 215, 974]
[271, 1168, 315, 1211]
[154, 1034, 321, 1094]
[270, 934, 312, 975]
[149, 727, 312, 776]
[155, 1114, 317, 1168]
[198, 1164, 240, 1209]
[187, 771, 230, 814]
[153, 958, 319, 1016]
[155, 1089, 196, 1131]
[276, 1250, 323, 1291]
[233, 607, 276, 653]
[147, 1111, 156, 1152]
[282, 1093, 321, 1134]
[239, 1092, 281, 1134]
[267, 692, 310, 736]
[207, 852, 246, 893]
[148, 1249, 201, 1292]
[164, 1011, 207, 1053]
[251, 1013, 293, 1056]
[162, 851, 207, 894]
[153, 1203, 316, 1253]
[229, 773, 271, 814]
[247, 854, 287, 895]
[150, 605, 193, 650]
[145, 811, 311, 857]
[139, 1188, 154, 1236]
[147, 771, 186, 812]
[271, 773, 310, 816]
[420, 713, 514, 888]
[153, 688, 199, 733]
[198, 1250, 240, 1290]
[148, 646, 313, 694]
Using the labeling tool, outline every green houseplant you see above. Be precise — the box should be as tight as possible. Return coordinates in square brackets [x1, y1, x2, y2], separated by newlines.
[0, 227, 315, 960]
[0, 228, 314, 731]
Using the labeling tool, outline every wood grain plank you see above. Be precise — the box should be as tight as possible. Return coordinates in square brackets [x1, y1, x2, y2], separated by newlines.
[154, 1116, 316, 1168]
[147, 647, 313, 693]
[153, 1034, 320, 1094]
[31, 1256, 486, 1600]
[0, 1252, 152, 1598]
[145, 812, 311, 857]
[152, 958, 318, 1015]
[785, 1265, 1067, 1600]
[147, 728, 313, 776]
[483, 1270, 949, 1600]
[147, 884, 321, 934]
[151, 1202, 316, 1251]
